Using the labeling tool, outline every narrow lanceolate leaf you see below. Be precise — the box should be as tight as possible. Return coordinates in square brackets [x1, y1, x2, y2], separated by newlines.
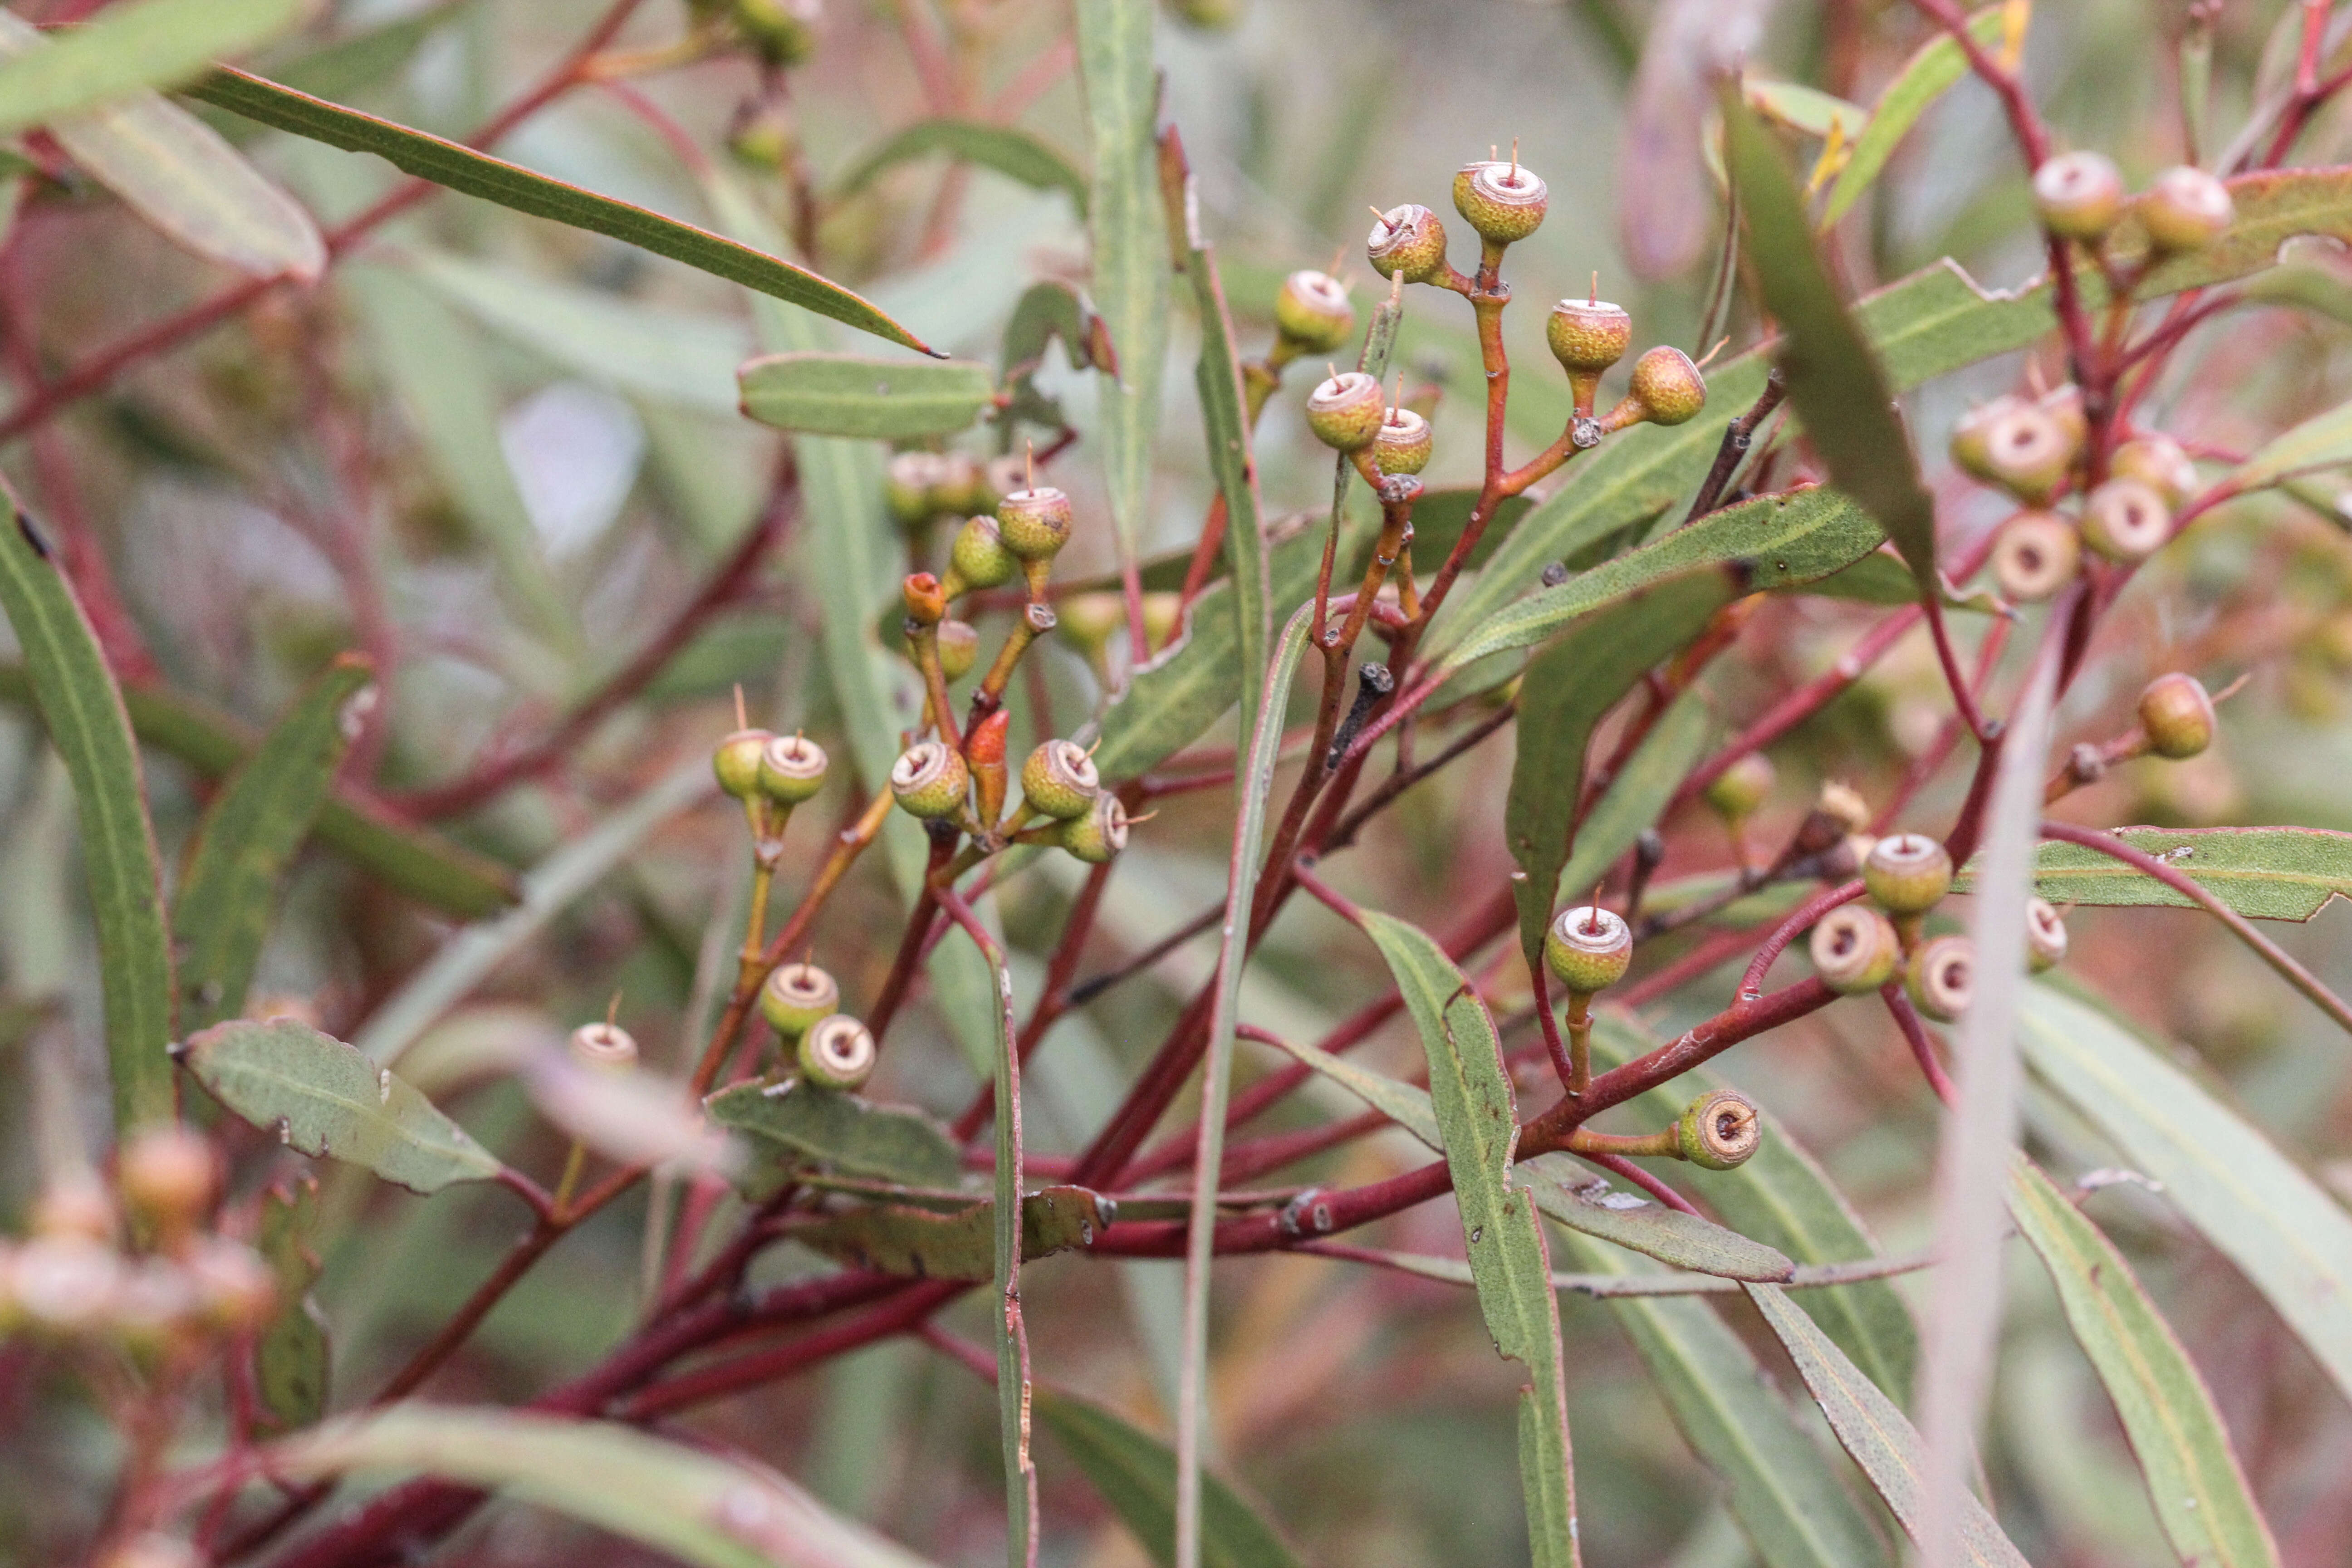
[1505, 574, 1730, 964]
[0, 0, 309, 137]
[0, 501, 176, 1130]
[969, 930, 1037, 1568]
[1821, 6, 2007, 226]
[2209, 395, 2352, 499]
[706, 1081, 964, 1191]
[1000, 279, 1115, 433]
[2007, 1156, 2281, 1568]
[2020, 982, 2352, 1402]
[794, 1187, 1111, 1281]
[177, 1018, 500, 1194]
[278, 1407, 941, 1568]
[1436, 487, 1881, 672]
[1357, 910, 1581, 1568]
[1746, 1284, 2032, 1568]
[0, 13, 322, 282]
[187, 69, 936, 353]
[173, 654, 371, 1033]
[1555, 1232, 1894, 1568]
[1035, 1386, 1306, 1568]
[1961, 826, 2352, 920]
[1723, 88, 1937, 596]
[1551, 692, 1712, 938]
[835, 118, 1088, 214]
[1074, 0, 1170, 564]
[738, 353, 995, 440]
[254, 1175, 330, 1433]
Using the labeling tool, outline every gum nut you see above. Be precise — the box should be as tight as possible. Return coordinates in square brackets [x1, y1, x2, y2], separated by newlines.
[758, 733, 828, 805]
[2032, 150, 2125, 240]
[996, 486, 1074, 561]
[2080, 477, 2172, 563]
[12, 1236, 122, 1331]
[713, 727, 773, 799]
[1863, 832, 1953, 914]
[111, 1260, 200, 1350]
[1547, 297, 1633, 373]
[1809, 904, 1901, 994]
[883, 450, 947, 524]
[1141, 592, 1183, 648]
[1816, 781, 1872, 836]
[980, 455, 1024, 512]
[1453, 159, 1549, 245]
[1058, 792, 1130, 864]
[936, 619, 980, 680]
[1990, 510, 2082, 602]
[568, 1022, 638, 1069]
[2141, 165, 2234, 252]
[1373, 408, 1433, 476]
[1022, 739, 1101, 819]
[933, 451, 990, 516]
[116, 1127, 218, 1233]
[1629, 346, 1707, 425]
[1981, 403, 2072, 503]
[2037, 383, 2089, 456]
[949, 514, 1019, 592]
[1906, 934, 1975, 1023]
[890, 739, 970, 819]
[1677, 1089, 1762, 1170]
[1950, 394, 2028, 480]
[761, 962, 841, 1039]
[1305, 370, 1387, 451]
[1704, 752, 1774, 819]
[186, 1237, 276, 1331]
[2137, 671, 2216, 759]
[1274, 269, 1357, 353]
[1367, 203, 1449, 283]
[733, 0, 821, 67]
[1055, 593, 1127, 657]
[798, 1014, 877, 1091]
[2025, 897, 2068, 972]
[1543, 905, 1632, 994]
[2111, 432, 2199, 507]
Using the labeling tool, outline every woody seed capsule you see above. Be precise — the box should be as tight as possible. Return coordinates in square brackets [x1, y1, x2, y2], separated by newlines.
[1678, 1089, 1763, 1170]
[758, 733, 828, 805]
[1305, 371, 1387, 452]
[1372, 408, 1433, 476]
[1367, 204, 1450, 284]
[890, 740, 970, 820]
[2032, 151, 2126, 240]
[1863, 833, 1953, 914]
[2141, 166, 2234, 253]
[568, 1022, 638, 1069]
[1981, 403, 2073, 504]
[1906, 934, 1975, 1023]
[996, 487, 1073, 562]
[1057, 791, 1130, 864]
[1022, 740, 1100, 819]
[1950, 395, 2027, 482]
[2025, 897, 2068, 972]
[713, 728, 773, 800]
[1990, 510, 2082, 602]
[799, 1014, 877, 1091]
[946, 514, 1018, 594]
[1809, 904, 1901, 995]
[1453, 159, 1549, 245]
[2111, 433, 2199, 507]
[1274, 270, 1357, 354]
[761, 962, 840, 1039]
[2080, 477, 2171, 562]
[1543, 906, 1632, 995]
[2138, 671, 2216, 759]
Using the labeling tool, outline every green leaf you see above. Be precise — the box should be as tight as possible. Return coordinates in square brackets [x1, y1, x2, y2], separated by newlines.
[2212, 396, 2352, 498]
[1035, 1385, 1306, 1568]
[705, 1080, 964, 1191]
[1436, 487, 1882, 673]
[1075, 0, 1170, 564]
[1746, 1284, 2032, 1567]
[793, 1186, 1111, 1280]
[1821, 6, 2006, 227]
[738, 353, 996, 440]
[1744, 78, 1867, 142]
[835, 117, 1087, 215]
[254, 1175, 329, 1433]
[1724, 88, 1938, 596]
[1551, 692, 1712, 940]
[2007, 1156, 2280, 1568]
[186, 68, 937, 354]
[178, 1018, 501, 1194]
[172, 653, 371, 1033]
[1960, 826, 2352, 920]
[0, 500, 176, 1131]
[0, 0, 308, 137]
[0, 19, 323, 284]
[1555, 1231, 1895, 1568]
[1000, 279, 1114, 435]
[1356, 908, 1581, 1568]
[2019, 982, 2352, 1402]
[1505, 574, 1731, 963]
[277, 1406, 941, 1568]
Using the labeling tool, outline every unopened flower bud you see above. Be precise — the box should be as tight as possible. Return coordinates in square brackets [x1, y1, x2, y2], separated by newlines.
[1305, 371, 1386, 452]
[2025, 897, 2068, 972]
[1906, 934, 1975, 1023]
[1705, 753, 1774, 821]
[1677, 1089, 1762, 1170]
[1367, 203, 1450, 284]
[997, 487, 1073, 562]
[758, 733, 828, 806]
[713, 728, 773, 801]
[1544, 906, 1632, 995]
[884, 451, 946, 526]
[1022, 740, 1100, 819]
[1373, 407, 1433, 476]
[2137, 671, 2216, 759]
[2140, 166, 2234, 253]
[116, 1127, 218, 1240]
[1809, 905, 1901, 995]
[945, 515, 1018, 596]
[1273, 270, 1356, 354]
[1864, 833, 1953, 915]
[890, 740, 970, 820]
[568, 1021, 638, 1069]
[1453, 159, 1548, 245]
[1991, 510, 2082, 602]
[2080, 477, 2171, 562]
[761, 962, 840, 1040]
[2033, 151, 2126, 240]
[1057, 792, 1130, 864]
[1602, 346, 1707, 432]
[798, 1014, 877, 1091]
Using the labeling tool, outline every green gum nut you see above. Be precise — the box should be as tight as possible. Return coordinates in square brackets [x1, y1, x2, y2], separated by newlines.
[1544, 906, 1632, 995]
[568, 1022, 639, 1070]
[1022, 740, 1100, 819]
[2111, 433, 2198, 508]
[732, 0, 820, 67]
[1367, 203, 1449, 284]
[1808, 904, 1900, 995]
[1980, 402, 2072, 504]
[761, 962, 839, 1039]
[2025, 898, 2068, 972]
[1453, 159, 1548, 245]
[890, 740, 970, 820]
[2137, 671, 2215, 759]
[798, 1013, 877, 1092]
[1704, 752, 1774, 820]
[1950, 395, 2027, 481]
[936, 619, 980, 681]
[1545, 298, 1632, 375]
[1906, 934, 1974, 1023]
[883, 451, 946, 526]
[1372, 408, 1432, 476]
[1991, 510, 2081, 603]
[2141, 166, 2234, 253]
[1304, 371, 1386, 452]
[713, 728, 773, 800]
[1677, 1088, 1762, 1170]
[946, 514, 1018, 593]
[1057, 792, 1129, 864]
[2032, 150, 2126, 241]
[996, 487, 1073, 562]
[758, 733, 828, 806]
[1862, 833, 1952, 915]
[2038, 384, 2088, 456]
[2080, 477, 2171, 563]
[1274, 270, 1357, 354]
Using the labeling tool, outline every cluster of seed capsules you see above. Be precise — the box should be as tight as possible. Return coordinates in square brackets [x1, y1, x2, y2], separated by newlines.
[1964, 156, 2237, 602]
[0, 1126, 274, 1363]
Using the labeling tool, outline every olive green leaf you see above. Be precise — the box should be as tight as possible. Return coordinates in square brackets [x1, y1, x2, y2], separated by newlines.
[254, 1175, 330, 1433]
[1958, 826, 2352, 920]
[1743, 78, 1867, 144]
[173, 653, 372, 1033]
[2007, 1156, 2280, 1568]
[0, 0, 308, 137]
[1000, 279, 1116, 436]
[835, 118, 1088, 215]
[1746, 1284, 2032, 1568]
[737, 352, 996, 441]
[177, 1018, 501, 1194]
[1505, 574, 1732, 964]
[1357, 908, 1581, 1568]
[706, 1080, 965, 1192]
[186, 68, 938, 354]
[1034, 1385, 1306, 1568]
[0, 498, 176, 1131]
[2209, 395, 2352, 499]
[1821, 6, 2007, 227]
[2020, 981, 2352, 1402]
[1551, 692, 1713, 943]
[276, 1406, 942, 1568]
[793, 1186, 1111, 1280]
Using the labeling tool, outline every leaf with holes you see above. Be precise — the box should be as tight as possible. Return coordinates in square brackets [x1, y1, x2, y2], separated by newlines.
[793, 1187, 1112, 1281]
